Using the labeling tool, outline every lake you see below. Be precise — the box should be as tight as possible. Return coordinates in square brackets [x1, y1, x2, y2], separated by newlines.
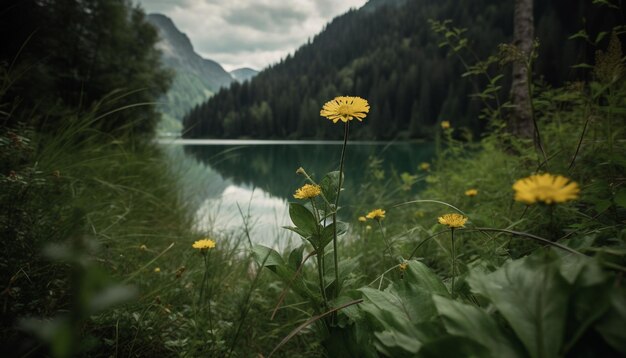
[160, 139, 434, 249]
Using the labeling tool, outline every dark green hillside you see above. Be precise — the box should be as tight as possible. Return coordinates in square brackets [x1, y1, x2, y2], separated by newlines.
[183, 0, 622, 140]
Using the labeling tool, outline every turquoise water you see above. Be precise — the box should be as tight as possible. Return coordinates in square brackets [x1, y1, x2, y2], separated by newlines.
[162, 139, 434, 248]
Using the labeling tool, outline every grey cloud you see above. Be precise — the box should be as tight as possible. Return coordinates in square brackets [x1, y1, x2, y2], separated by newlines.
[139, 0, 367, 70]
[195, 29, 302, 53]
[223, 3, 308, 33]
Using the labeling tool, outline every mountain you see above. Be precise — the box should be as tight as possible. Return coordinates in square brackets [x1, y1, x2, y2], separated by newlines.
[147, 13, 233, 132]
[230, 68, 259, 83]
[182, 0, 619, 140]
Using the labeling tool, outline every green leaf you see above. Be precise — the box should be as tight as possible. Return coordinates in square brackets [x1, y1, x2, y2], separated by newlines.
[595, 288, 626, 354]
[252, 244, 284, 267]
[433, 295, 524, 358]
[417, 336, 491, 358]
[595, 31, 608, 44]
[468, 255, 570, 358]
[288, 245, 305, 270]
[358, 261, 448, 355]
[320, 171, 341, 204]
[283, 226, 310, 239]
[253, 245, 319, 304]
[405, 261, 450, 296]
[320, 221, 348, 249]
[288, 202, 319, 236]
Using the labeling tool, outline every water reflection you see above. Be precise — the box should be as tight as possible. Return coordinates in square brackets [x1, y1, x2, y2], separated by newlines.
[183, 140, 434, 201]
[194, 185, 293, 249]
[164, 140, 435, 249]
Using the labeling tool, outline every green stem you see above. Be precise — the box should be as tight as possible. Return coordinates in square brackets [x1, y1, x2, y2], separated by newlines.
[316, 250, 328, 309]
[332, 121, 350, 296]
[450, 229, 456, 297]
[205, 252, 214, 338]
[378, 220, 393, 259]
[310, 199, 328, 307]
[199, 252, 208, 304]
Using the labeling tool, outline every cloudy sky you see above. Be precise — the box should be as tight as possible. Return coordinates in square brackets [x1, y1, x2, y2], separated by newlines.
[138, 0, 368, 71]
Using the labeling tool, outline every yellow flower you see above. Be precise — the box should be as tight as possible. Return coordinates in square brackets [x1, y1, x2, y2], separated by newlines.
[513, 173, 580, 204]
[419, 162, 430, 171]
[438, 213, 467, 228]
[465, 189, 478, 197]
[358, 216, 367, 222]
[192, 238, 216, 250]
[154, 267, 161, 273]
[320, 96, 370, 123]
[441, 121, 451, 129]
[139, 244, 147, 251]
[293, 184, 321, 200]
[366, 208, 386, 221]
[399, 262, 408, 271]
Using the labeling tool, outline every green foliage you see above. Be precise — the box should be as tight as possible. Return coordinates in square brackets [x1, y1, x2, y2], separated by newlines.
[356, 252, 625, 357]
[0, 0, 171, 137]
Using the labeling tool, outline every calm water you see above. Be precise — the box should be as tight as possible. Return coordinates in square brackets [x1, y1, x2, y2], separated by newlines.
[161, 139, 434, 249]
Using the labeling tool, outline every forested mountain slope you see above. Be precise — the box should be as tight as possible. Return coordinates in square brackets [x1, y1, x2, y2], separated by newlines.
[183, 0, 620, 140]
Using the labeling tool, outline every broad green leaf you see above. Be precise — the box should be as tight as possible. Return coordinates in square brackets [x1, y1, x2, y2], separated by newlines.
[253, 245, 319, 304]
[359, 261, 448, 355]
[283, 225, 309, 239]
[405, 261, 450, 296]
[433, 295, 524, 358]
[595, 288, 626, 354]
[288, 245, 305, 271]
[252, 244, 284, 267]
[273, 264, 319, 304]
[320, 221, 348, 249]
[468, 255, 571, 358]
[320, 171, 341, 204]
[288, 202, 319, 235]
[557, 253, 605, 286]
[417, 336, 491, 358]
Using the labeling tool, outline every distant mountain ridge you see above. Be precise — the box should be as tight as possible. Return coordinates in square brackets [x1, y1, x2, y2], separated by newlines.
[147, 13, 257, 131]
[230, 68, 258, 83]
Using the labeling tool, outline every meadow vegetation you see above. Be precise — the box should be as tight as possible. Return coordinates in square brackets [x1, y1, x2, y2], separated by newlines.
[2, 4, 626, 358]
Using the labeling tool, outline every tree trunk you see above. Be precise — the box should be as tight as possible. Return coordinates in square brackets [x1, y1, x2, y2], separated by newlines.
[509, 0, 534, 137]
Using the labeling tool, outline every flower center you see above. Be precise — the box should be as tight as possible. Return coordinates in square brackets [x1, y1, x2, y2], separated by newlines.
[336, 104, 353, 118]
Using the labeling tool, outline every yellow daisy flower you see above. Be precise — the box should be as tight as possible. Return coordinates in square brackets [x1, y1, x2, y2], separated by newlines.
[192, 238, 216, 250]
[465, 189, 478, 197]
[441, 121, 451, 129]
[320, 96, 370, 123]
[438, 213, 468, 228]
[358, 216, 367, 222]
[366, 208, 386, 221]
[293, 184, 322, 200]
[513, 173, 580, 204]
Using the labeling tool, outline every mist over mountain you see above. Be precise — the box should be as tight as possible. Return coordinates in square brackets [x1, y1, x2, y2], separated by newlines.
[182, 0, 618, 140]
